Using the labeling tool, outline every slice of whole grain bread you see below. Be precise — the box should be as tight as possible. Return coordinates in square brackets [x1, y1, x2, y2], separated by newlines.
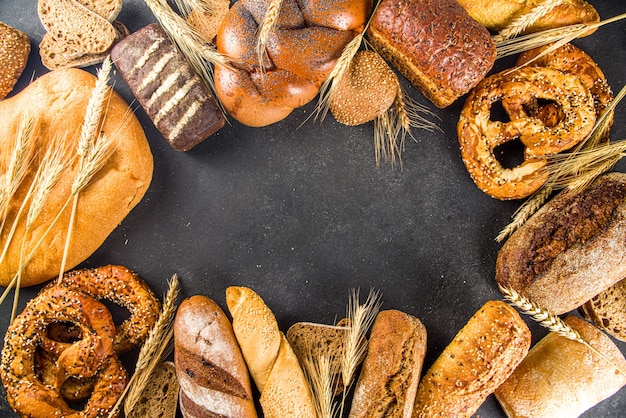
[38, 0, 117, 54]
[125, 361, 180, 418]
[580, 279, 626, 342]
[74, 0, 122, 21]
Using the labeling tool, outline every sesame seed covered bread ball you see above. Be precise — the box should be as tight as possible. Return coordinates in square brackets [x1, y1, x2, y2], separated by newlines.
[329, 50, 398, 126]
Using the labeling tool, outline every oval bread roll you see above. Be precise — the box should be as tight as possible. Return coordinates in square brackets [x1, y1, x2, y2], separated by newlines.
[0, 68, 153, 287]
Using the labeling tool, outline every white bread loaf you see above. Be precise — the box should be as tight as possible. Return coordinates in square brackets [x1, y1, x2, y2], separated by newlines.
[174, 295, 257, 418]
[412, 300, 530, 417]
[226, 286, 317, 417]
[495, 315, 626, 417]
[0, 68, 153, 287]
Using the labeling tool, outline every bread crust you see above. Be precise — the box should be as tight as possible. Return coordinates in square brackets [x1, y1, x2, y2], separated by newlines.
[349, 309, 427, 418]
[495, 316, 626, 418]
[0, 68, 153, 287]
[457, 0, 599, 34]
[366, 0, 495, 108]
[174, 295, 257, 418]
[496, 172, 626, 314]
[411, 300, 530, 417]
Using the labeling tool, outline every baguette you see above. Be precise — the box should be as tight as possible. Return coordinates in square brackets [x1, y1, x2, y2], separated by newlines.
[496, 172, 626, 314]
[349, 309, 427, 418]
[495, 315, 626, 417]
[412, 300, 530, 417]
[174, 295, 257, 418]
[226, 286, 316, 417]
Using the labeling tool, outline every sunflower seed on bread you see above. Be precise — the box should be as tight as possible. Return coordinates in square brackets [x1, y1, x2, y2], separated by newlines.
[38, 0, 117, 54]
[580, 278, 626, 342]
[0, 21, 30, 100]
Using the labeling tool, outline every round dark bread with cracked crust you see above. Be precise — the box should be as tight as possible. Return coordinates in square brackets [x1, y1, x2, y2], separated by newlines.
[496, 172, 626, 314]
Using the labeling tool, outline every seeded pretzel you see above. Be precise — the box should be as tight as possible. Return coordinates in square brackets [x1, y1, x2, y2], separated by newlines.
[0, 286, 127, 417]
[457, 66, 596, 200]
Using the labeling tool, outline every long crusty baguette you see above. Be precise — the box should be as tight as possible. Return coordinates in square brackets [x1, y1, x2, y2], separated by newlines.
[412, 300, 530, 417]
[496, 172, 626, 315]
[174, 295, 257, 418]
[349, 309, 427, 418]
[226, 286, 316, 418]
[0, 68, 153, 287]
[495, 315, 626, 418]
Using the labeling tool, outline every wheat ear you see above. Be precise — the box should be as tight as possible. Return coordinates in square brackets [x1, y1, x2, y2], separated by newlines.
[499, 285, 626, 376]
[338, 288, 381, 416]
[57, 58, 116, 284]
[300, 351, 338, 418]
[107, 274, 179, 418]
[493, 0, 564, 43]
[256, 0, 282, 73]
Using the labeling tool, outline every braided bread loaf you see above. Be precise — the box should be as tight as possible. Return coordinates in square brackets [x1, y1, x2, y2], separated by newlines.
[214, 0, 372, 127]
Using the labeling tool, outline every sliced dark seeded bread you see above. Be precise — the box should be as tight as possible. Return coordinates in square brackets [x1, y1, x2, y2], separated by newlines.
[125, 361, 179, 418]
[580, 278, 626, 342]
[38, 0, 117, 54]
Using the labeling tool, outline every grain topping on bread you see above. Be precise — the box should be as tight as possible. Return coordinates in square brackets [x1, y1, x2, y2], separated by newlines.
[0, 21, 30, 100]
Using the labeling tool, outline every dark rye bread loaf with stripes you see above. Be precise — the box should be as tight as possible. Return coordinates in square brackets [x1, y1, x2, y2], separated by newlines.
[174, 295, 257, 418]
[111, 23, 225, 151]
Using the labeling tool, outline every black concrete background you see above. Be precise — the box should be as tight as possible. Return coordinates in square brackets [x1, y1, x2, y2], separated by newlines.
[0, 1, 625, 416]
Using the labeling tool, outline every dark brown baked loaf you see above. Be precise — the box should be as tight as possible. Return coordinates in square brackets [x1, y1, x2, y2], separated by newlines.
[496, 172, 626, 315]
[366, 0, 496, 108]
[174, 295, 257, 418]
[111, 23, 225, 151]
[349, 309, 427, 418]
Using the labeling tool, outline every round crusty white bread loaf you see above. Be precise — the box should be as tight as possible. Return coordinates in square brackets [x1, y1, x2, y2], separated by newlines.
[495, 315, 626, 418]
[174, 295, 257, 418]
[0, 68, 153, 287]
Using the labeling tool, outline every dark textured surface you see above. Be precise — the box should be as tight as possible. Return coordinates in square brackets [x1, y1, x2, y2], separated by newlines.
[0, 1, 625, 416]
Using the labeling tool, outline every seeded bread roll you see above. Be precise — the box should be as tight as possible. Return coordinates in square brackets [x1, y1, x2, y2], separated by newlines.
[412, 300, 530, 417]
[174, 295, 257, 418]
[111, 23, 225, 151]
[349, 309, 427, 418]
[0, 68, 153, 287]
[495, 315, 626, 418]
[0, 21, 30, 100]
[496, 172, 626, 315]
[366, 0, 496, 108]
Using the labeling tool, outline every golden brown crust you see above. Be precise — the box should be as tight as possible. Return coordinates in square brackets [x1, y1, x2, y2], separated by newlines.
[226, 286, 316, 417]
[457, 0, 599, 34]
[366, 0, 495, 108]
[0, 286, 127, 417]
[412, 300, 530, 418]
[349, 310, 427, 418]
[496, 172, 626, 314]
[0, 68, 153, 287]
[458, 66, 596, 200]
[214, 0, 372, 127]
[175, 295, 257, 418]
[0, 21, 30, 100]
[495, 316, 626, 417]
